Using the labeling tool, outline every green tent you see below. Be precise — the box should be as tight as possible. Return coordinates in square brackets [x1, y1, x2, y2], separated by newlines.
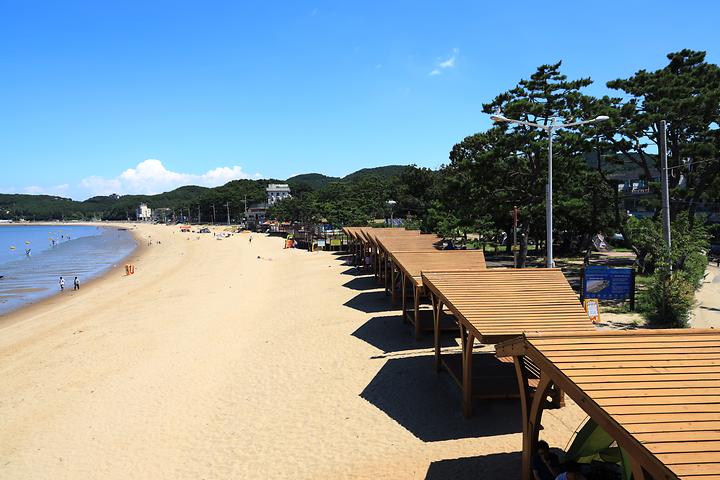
[565, 418, 633, 479]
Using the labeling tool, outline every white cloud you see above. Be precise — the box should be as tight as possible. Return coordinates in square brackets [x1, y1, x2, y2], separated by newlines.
[429, 48, 459, 76]
[79, 159, 261, 197]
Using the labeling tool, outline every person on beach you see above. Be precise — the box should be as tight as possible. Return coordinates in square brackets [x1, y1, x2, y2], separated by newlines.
[554, 461, 585, 480]
[59, 276, 65, 291]
[533, 440, 560, 480]
[249, 235, 253, 244]
[73, 276, 80, 290]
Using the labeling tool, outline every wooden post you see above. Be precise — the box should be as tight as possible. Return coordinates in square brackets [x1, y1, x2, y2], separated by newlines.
[391, 265, 397, 303]
[513, 356, 532, 480]
[432, 293, 443, 372]
[401, 274, 408, 323]
[525, 374, 552, 479]
[631, 461, 647, 480]
[630, 268, 636, 312]
[413, 285, 421, 339]
[462, 324, 475, 417]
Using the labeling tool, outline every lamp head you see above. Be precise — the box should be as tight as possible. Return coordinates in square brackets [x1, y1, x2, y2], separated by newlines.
[595, 115, 610, 122]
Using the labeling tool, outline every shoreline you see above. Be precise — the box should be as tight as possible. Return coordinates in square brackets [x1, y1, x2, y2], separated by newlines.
[0, 222, 146, 329]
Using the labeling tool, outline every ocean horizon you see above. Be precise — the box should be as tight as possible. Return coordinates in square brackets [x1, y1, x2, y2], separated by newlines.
[0, 225, 137, 316]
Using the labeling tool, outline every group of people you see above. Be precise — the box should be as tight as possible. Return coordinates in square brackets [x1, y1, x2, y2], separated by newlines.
[58, 276, 80, 291]
[534, 441, 585, 480]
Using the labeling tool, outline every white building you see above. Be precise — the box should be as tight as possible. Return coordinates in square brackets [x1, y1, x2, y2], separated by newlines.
[266, 184, 291, 205]
[136, 203, 152, 222]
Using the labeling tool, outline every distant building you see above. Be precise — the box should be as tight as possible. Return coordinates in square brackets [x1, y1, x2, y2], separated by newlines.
[266, 184, 291, 205]
[246, 203, 268, 229]
[152, 207, 173, 223]
[584, 152, 718, 221]
[136, 203, 152, 222]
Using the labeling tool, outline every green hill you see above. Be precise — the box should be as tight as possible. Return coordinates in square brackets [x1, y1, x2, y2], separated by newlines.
[286, 173, 339, 190]
[0, 165, 412, 221]
[342, 165, 409, 182]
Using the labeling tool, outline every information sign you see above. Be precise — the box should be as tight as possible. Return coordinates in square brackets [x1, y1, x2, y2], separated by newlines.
[583, 266, 634, 301]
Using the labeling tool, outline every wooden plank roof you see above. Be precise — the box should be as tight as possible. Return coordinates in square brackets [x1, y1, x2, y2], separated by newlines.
[421, 269, 594, 343]
[376, 234, 442, 253]
[496, 329, 720, 479]
[342, 227, 364, 238]
[355, 227, 420, 245]
[390, 251, 487, 286]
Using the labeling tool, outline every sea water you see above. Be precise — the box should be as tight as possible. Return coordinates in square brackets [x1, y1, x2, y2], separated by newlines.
[0, 225, 137, 316]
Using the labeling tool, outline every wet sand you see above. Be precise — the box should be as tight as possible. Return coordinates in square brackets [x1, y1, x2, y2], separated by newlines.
[0, 223, 586, 479]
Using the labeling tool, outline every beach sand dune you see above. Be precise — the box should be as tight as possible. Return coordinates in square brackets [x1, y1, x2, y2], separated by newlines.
[0, 224, 585, 479]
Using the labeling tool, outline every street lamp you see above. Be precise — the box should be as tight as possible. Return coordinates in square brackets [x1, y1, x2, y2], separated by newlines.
[490, 111, 609, 268]
[387, 200, 397, 227]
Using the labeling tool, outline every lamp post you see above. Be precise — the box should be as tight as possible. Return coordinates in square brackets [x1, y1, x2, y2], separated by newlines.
[490, 112, 609, 268]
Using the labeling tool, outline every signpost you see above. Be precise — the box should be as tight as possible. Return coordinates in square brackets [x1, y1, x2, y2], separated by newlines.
[582, 266, 636, 310]
[584, 298, 601, 323]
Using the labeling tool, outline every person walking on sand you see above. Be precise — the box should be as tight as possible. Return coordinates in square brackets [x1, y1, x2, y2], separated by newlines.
[59, 276, 65, 291]
[249, 235, 253, 244]
[73, 276, 80, 290]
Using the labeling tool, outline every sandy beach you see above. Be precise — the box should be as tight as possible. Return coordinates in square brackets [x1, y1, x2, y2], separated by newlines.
[0, 223, 588, 479]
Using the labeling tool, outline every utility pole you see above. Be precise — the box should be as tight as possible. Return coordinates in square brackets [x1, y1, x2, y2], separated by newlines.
[659, 120, 672, 255]
[244, 195, 248, 226]
[225, 202, 231, 225]
[512, 205, 519, 268]
[211, 204, 216, 225]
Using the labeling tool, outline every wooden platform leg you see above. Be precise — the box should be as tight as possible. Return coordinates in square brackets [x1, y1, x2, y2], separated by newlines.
[462, 325, 475, 417]
[431, 293, 444, 372]
[513, 356, 532, 480]
[383, 255, 389, 292]
[401, 274, 408, 323]
[391, 266, 397, 303]
[515, 358, 553, 480]
[413, 286, 421, 340]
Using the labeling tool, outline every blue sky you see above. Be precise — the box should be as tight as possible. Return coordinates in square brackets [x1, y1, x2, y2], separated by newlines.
[1, 0, 718, 200]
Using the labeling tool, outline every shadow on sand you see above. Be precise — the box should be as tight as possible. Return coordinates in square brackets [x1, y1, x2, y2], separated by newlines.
[360, 355, 522, 442]
[344, 290, 399, 314]
[340, 267, 372, 276]
[352, 314, 456, 353]
[424, 452, 521, 480]
[342, 276, 381, 291]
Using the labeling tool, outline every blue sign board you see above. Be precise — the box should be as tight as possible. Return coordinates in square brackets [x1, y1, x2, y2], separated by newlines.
[583, 266, 634, 300]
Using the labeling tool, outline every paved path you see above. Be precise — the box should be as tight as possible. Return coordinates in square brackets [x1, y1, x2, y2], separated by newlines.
[691, 265, 720, 329]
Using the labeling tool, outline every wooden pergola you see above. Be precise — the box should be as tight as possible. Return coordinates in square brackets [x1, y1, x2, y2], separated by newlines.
[374, 234, 443, 288]
[341, 227, 365, 265]
[421, 269, 595, 416]
[366, 229, 425, 275]
[388, 250, 486, 338]
[495, 330, 720, 480]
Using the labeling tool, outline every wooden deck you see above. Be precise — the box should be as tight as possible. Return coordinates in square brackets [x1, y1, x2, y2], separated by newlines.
[421, 269, 594, 416]
[496, 329, 720, 480]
